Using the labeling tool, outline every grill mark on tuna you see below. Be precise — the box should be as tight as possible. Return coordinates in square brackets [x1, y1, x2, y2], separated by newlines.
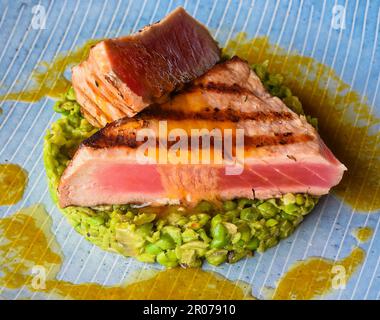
[182, 82, 266, 104]
[197, 82, 253, 95]
[139, 105, 294, 122]
[83, 128, 313, 150]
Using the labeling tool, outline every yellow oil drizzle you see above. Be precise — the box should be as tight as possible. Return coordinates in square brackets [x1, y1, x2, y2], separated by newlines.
[0, 164, 28, 205]
[45, 268, 253, 300]
[272, 247, 365, 300]
[0, 205, 62, 290]
[0, 40, 100, 103]
[225, 34, 380, 212]
[353, 227, 373, 243]
[0, 204, 253, 300]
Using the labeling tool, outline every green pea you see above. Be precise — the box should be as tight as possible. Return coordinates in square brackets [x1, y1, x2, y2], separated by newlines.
[265, 238, 278, 249]
[187, 221, 202, 230]
[268, 73, 283, 86]
[269, 226, 280, 238]
[210, 223, 229, 249]
[283, 96, 304, 115]
[307, 116, 318, 128]
[133, 212, 156, 225]
[231, 232, 242, 244]
[279, 220, 294, 239]
[227, 249, 248, 263]
[211, 214, 223, 229]
[240, 207, 260, 221]
[197, 214, 211, 227]
[167, 212, 189, 226]
[282, 193, 296, 205]
[205, 249, 228, 266]
[198, 228, 211, 243]
[145, 243, 162, 255]
[265, 219, 278, 227]
[223, 200, 237, 211]
[246, 237, 259, 250]
[257, 241, 266, 253]
[234, 239, 246, 248]
[195, 200, 213, 213]
[182, 228, 199, 243]
[136, 253, 156, 263]
[86, 215, 104, 226]
[283, 203, 300, 215]
[179, 249, 202, 268]
[66, 87, 76, 101]
[280, 211, 296, 221]
[136, 223, 153, 237]
[237, 198, 254, 209]
[253, 220, 265, 228]
[225, 209, 240, 220]
[253, 63, 268, 80]
[162, 226, 182, 245]
[256, 228, 270, 241]
[292, 215, 304, 226]
[146, 230, 160, 243]
[180, 241, 209, 251]
[77, 206, 97, 217]
[156, 250, 178, 268]
[281, 86, 292, 98]
[176, 217, 189, 227]
[295, 194, 305, 205]
[258, 202, 279, 218]
[238, 224, 251, 243]
[155, 219, 166, 231]
[155, 234, 175, 250]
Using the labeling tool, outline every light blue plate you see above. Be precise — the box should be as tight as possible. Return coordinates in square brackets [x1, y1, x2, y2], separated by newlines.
[0, 0, 379, 300]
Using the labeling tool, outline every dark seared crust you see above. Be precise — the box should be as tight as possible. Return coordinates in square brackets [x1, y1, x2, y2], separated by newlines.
[195, 82, 253, 96]
[83, 117, 313, 150]
[82, 73, 308, 150]
[83, 118, 147, 148]
[246, 132, 313, 148]
[140, 105, 294, 123]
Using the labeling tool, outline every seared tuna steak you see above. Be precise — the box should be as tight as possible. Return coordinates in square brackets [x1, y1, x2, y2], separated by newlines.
[72, 7, 221, 127]
[59, 57, 346, 208]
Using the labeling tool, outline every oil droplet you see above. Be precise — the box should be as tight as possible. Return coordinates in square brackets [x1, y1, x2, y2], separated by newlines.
[0, 163, 28, 205]
[0, 39, 100, 103]
[353, 227, 373, 243]
[225, 33, 380, 212]
[272, 247, 365, 300]
[0, 204, 253, 300]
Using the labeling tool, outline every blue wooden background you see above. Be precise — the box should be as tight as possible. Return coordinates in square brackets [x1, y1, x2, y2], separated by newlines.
[0, 0, 379, 299]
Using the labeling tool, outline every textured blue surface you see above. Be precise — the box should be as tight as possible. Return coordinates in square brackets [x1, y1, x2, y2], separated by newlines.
[0, 0, 379, 300]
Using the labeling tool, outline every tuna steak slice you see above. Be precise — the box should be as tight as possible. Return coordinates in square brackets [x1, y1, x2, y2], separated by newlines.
[59, 57, 346, 208]
[72, 7, 221, 127]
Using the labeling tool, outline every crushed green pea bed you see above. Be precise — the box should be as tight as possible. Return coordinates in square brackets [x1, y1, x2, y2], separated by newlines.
[43, 62, 319, 268]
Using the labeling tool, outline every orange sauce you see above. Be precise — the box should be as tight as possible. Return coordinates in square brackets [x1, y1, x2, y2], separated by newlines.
[0, 204, 253, 300]
[272, 247, 365, 300]
[353, 227, 373, 243]
[45, 268, 253, 300]
[225, 34, 380, 212]
[0, 204, 62, 291]
[0, 39, 100, 103]
[0, 164, 28, 205]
